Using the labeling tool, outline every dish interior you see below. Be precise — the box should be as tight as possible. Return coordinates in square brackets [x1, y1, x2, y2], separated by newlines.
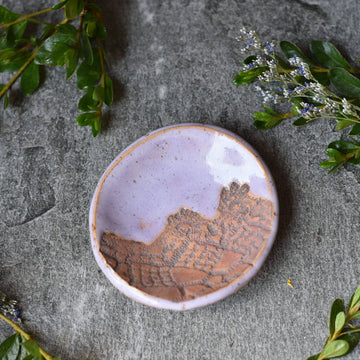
[92, 125, 277, 305]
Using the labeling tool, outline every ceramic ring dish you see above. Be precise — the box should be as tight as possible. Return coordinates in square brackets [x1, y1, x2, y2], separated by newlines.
[90, 124, 279, 310]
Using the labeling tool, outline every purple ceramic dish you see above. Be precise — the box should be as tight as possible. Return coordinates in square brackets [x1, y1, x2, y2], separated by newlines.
[89, 124, 279, 310]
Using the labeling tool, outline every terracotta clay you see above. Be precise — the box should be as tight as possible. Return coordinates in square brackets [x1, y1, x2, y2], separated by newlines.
[100, 182, 273, 302]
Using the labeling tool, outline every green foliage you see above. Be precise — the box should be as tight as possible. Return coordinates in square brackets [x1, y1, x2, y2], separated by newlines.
[234, 30, 360, 172]
[280, 40, 314, 66]
[0, 333, 46, 360]
[321, 140, 360, 173]
[329, 299, 345, 336]
[65, 0, 84, 20]
[252, 110, 282, 129]
[329, 68, 360, 98]
[307, 284, 360, 360]
[0, 0, 113, 137]
[310, 41, 353, 71]
[232, 67, 267, 86]
[321, 340, 349, 359]
[20, 60, 39, 95]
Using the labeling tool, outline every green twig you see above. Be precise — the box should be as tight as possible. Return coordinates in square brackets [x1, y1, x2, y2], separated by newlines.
[0, 313, 53, 360]
[0, 7, 55, 29]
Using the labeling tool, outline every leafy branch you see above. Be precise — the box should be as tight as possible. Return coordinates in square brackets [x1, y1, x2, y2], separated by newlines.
[306, 285, 360, 360]
[0, 292, 59, 359]
[233, 29, 360, 172]
[0, 0, 113, 137]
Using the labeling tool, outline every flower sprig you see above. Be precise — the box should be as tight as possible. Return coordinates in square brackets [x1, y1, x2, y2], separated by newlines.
[0, 0, 113, 137]
[0, 292, 59, 360]
[233, 28, 360, 173]
[306, 284, 360, 360]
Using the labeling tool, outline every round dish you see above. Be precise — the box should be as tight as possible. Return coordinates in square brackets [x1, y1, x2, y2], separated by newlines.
[89, 124, 279, 310]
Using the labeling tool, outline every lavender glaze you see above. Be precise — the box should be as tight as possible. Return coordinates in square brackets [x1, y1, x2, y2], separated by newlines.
[90, 124, 279, 310]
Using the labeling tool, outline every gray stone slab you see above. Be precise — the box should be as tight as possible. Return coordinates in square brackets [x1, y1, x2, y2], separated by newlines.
[1, 0, 360, 359]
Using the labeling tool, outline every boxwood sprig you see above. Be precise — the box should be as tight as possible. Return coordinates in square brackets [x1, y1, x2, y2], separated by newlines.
[233, 28, 360, 172]
[306, 284, 360, 360]
[0, 0, 113, 137]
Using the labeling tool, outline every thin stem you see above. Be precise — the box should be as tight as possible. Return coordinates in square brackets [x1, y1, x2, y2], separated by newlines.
[0, 313, 30, 340]
[276, 112, 294, 120]
[0, 313, 53, 360]
[0, 7, 55, 29]
[340, 328, 360, 336]
[26, 18, 53, 26]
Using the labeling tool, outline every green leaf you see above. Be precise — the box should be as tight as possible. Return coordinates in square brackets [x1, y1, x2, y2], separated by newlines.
[104, 76, 113, 106]
[4, 90, 9, 109]
[20, 340, 41, 359]
[64, 48, 79, 79]
[253, 113, 282, 129]
[76, 112, 98, 126]
[35, 32, 76, 66]
[350, 123, 360, 135]
[232, 67, 268, 86]
[39, 25, 55, 42]
[92, 117, 101, 137]
[336, 119, 355, 131]
[320, 340, 349, 359]
[1, 20, 27, 48]
[320, 159, 337, 169]
[0, 51, 30, 72]
[325, 148, 345, 162]
[253, 112, 275, 121]
[83, 12, 96, 23]
[334, 311, 346, 333]
[313, 72, 329, 86]
[0, 333, 21, 359]
[44, 32, 76, 50]
[80, 32, 93, 65]
[349, 155, 360, 165]
[310, 41, 352, 70]
[328, 162, 346, 174]
[86, 21, 97, 38]
[95, 23, 107, 40]
[338, 332, 360, 357]
[306, 355, 320, 360]
[52, 0, 69, 10]
[65, 0, 84, 20]
[352, 311, 360, 319]
[293, 117, 308, 126]
[274, 55, 291, 70]
[262, 105, 277, 115]
[78, 88, 98, 111]
[55, 24, 77, 36]
[92, 86, 104, 102]
[20, 61, 40, 95]
[280, 40, 315, 66]
[328, 140, 359, 154]
[242, 55, 257, 66]
[0, 5, 19, 23]
[350, 285, 360, 308]
[76, 54, 101, 89]
[329, 67, 360, 98]
[329, 299, 345, 336]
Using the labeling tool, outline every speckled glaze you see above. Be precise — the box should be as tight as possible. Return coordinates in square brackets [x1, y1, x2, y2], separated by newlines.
[89, 124, 279, 310]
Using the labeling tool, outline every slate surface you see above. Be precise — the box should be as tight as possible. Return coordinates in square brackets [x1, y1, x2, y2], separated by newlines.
[1, 0, 360, 359]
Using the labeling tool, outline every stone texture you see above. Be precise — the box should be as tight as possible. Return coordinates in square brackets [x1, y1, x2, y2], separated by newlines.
[1, 0, 360, 359]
